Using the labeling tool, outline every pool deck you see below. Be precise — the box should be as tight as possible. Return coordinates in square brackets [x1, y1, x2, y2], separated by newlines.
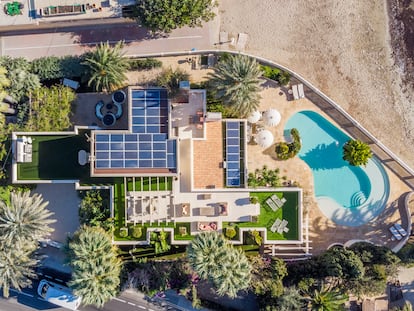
[248, 77, 411, 254]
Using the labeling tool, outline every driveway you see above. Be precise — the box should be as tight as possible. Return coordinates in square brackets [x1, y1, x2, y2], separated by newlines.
[33, 183, 80, 243]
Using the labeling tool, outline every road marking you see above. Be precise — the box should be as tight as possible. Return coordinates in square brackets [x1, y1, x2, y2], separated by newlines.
[44, 275, 53, 279]
[138, 306, 146, 310]
[127, 301, 136, 306]
[55, 278, 64, 282]
[3, 35, 203, 51]
[164, 35, 203, 40]
[113, 297, 127, 303]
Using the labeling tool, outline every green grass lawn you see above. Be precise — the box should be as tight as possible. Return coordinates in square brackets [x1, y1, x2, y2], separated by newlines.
[17, 135, 90, 180]
[174, 222, 193, 241]
[113, 177, 174, 241]
[223, 191, 299, 241]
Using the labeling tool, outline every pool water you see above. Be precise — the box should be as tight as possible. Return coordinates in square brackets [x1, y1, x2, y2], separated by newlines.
[285, 111, 389, 226]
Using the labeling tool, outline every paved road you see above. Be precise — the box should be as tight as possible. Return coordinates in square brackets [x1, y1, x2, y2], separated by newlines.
[1, 287, 166, 311]
[0, 19, 218, 59]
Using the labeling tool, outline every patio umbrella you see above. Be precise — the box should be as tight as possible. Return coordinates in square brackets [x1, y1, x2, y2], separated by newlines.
[263, 108, 281, 127]
[247, 110, 261, 123]
[255, 129, 274, 148]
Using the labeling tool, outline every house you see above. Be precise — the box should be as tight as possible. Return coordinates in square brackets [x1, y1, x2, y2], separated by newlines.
[11, 86, 304, 253]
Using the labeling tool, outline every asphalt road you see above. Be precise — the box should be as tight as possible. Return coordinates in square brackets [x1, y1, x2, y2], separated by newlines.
[0, 19, 217, 59]
[1, 287, 166, 311]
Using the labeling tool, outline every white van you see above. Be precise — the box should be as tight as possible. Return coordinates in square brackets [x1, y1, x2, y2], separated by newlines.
[37, 279, 81, 310]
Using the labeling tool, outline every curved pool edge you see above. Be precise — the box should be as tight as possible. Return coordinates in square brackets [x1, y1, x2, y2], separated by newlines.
[316, 147, 389, 226]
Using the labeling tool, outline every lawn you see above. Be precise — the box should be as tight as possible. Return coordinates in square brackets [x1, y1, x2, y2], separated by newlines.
[223, 191, 299, 241]
[125, 177, 172, 192]
[17, 134, 90, 180]
[174, 222, 193, 241]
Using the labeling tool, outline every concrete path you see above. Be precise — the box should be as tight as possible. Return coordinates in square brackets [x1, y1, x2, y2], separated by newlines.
[32, 183, 80, 243]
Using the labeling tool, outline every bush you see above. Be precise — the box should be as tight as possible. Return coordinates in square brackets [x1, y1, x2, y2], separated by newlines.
[261, 65, 290, 86]
[119, 227, 128, 238]
[128, 58, 162, 70]
[250, 196, 259, 204]
[275, 128, 301, 160]
[131, 226, 143, 239]
[225, 227, 237, 239]
[30, 56, 62, 81]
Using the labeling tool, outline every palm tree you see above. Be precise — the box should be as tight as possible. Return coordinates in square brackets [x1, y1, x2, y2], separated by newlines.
[187, 232, 251, 298]
[0, 191, 55, 248]
[276, 286, 304, 311]
[67, 226, 122, 308]
[82, 41, 129, 92]
[208, 54, 262, 117]
[308, 286, 348, 311]
[0, 244, 37, 298]
[342, 139, 373, 166]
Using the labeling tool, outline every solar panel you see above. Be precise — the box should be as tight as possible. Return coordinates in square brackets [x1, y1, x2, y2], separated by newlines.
[94, 89, 176, 172]
[225, 121, 242, 187]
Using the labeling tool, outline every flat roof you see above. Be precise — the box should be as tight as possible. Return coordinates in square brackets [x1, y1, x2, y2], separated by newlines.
[92, 88, 177, 176]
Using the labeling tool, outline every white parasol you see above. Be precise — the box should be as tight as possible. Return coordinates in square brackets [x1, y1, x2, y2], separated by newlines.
[247, 110, 261, 123]
[263, 109, 281, 127]
[255, 129, 274, 148]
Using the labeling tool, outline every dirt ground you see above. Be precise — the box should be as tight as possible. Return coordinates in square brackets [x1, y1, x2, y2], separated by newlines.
[218, 0, 414, 170]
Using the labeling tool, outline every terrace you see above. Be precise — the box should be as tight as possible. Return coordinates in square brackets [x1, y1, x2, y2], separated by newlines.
[14, 132, 90, 182]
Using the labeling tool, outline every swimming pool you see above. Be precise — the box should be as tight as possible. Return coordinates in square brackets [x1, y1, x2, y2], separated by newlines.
[285, 111, 389, 226]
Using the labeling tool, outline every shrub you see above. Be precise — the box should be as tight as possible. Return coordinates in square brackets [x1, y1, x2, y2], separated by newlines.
[250, 196, 259, 204]
[131, 226, 143, 239]
[250, 230, 262, 246]
[261, 65, 291, 86]
[119, 227, 128, 238]
[128, 58, 162, 70]
[225, 227, 237, 239]
[156, 67, 189, 95]
[343, 139, 373, 166]
[30, 56, 63, 81]
[275, 128, 301, 160]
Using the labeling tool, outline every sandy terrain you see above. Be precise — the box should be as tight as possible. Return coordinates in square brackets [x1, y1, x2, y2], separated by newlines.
[218, 0, 414, 169]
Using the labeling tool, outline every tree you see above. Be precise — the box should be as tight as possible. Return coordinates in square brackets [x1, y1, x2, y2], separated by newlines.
[308, 286, 348, 311]
[66, 226, 122, 308]
[187, 232, 251, 298]
[156, 67, 189, 95]
[132, 0, 217, 33]
[274, 287, 304, 311]
[0, 244, 37, 298]
[0, 191, 55, 248]
[342, 139, 372, 166]
[0, 56, 40, 102]
[82, 41, 129, 92]
[79, 190, 110, 228]
[25, 85, 76, 132]
[208, 54, 262, 117]
[318, 247, 364, 281]
[250, 256, 287, 298]
[30, 56, 63, 81]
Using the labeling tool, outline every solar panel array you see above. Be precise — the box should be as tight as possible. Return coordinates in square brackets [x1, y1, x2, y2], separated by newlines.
[225, 121, 242, 186]
[94, 89, 176, 170]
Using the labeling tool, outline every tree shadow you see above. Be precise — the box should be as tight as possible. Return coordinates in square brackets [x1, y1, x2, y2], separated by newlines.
[300, 141, 345, 170]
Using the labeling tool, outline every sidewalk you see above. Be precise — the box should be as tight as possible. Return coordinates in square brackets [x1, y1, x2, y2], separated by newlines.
[0, 0, 134, 27]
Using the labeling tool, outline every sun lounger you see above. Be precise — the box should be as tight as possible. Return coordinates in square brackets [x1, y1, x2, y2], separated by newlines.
[292, 85, 299, 100]
[271, 195, 286, 208]
[266, 198, 279, 211]
[298, 83, 305, 98]
[277, 219, 288, 233]
[394, 223, 408, 237]
[270, 218, 282, 233]
[389, 226, 402, 241]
